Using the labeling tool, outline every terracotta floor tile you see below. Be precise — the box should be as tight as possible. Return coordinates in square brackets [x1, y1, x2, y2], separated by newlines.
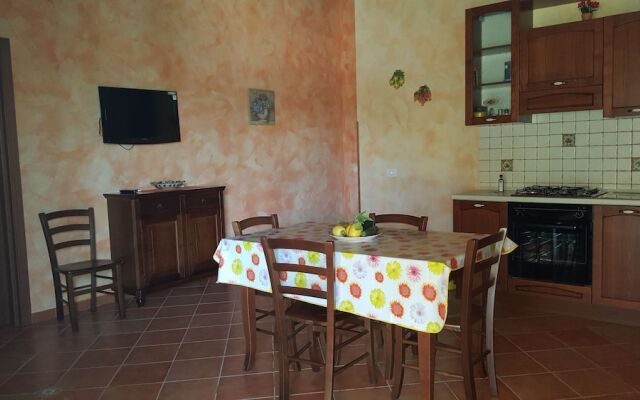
[288, 369, 325, 394]
[146, 316, 192, 331]
[159, 378, 217, 400]
[166, 357, 223, 381]
[137, 329, 186, 346]
[100, 383, 162, 400]
[505, 332, 567, 351]
[110, 362, 171, 385]
[162, 295, 202, 306]
[189, 313, 232, 327]
[225, 336, 273, 356]
[175, 339, 227, 360]
[57, 366, 119, 389]
[217, 372, 274, 399]
[608, 364, 640, 391]
[549, 329, 612, 347]
[501, 373, 577, 400]
[125, 344, 179, 364]
[119, 307, 159, 320]
[447, 378, 520, 400]
[494, 317, 551, 335]
[495, 352, 546, 376]
[45, 388, 103, 400]
[90, 333, 140, 350]
[155, 305, 197, 318]
[589, 323, 640, 344]
[73, 349, 129, 368]
[169, 287, 206, 297]
[0, 355, 33, 374]
[94, 319, 150, 334]
[576, 344, 640, 367]
[333, 364, 385, 390]
[221, 353, 274, 376]
[554, 368, 635, 396]
[183, 326, 229, 342]
[200, 292, 238, 303]
[18, 352, 80, 373]
[196, 302, 235, 314]
[0, 371, 64, 395]
[493, 335, 520, 354]
[527, 348, 596, 371]
[584, 394, 640, 400]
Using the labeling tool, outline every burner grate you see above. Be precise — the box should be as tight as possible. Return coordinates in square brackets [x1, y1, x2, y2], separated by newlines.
[512, 185, 605, 198]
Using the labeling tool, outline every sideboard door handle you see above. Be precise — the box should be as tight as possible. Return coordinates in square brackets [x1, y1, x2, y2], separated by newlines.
[485, 118, 496, 122]
[473, 203, 486, 208]
[629, 108, 640, 113]
[620, 209, 637, 215]
[553, 81, 568, 86]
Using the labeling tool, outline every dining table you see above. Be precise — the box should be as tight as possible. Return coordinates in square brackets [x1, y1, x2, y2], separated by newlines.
[213, 222, 516, 399]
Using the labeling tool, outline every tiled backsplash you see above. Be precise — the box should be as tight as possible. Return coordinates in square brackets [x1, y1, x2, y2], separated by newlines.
[478, 110, 640, 191]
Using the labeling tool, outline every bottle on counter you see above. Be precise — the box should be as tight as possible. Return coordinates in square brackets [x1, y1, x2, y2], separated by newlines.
[498, 174, 505, 192]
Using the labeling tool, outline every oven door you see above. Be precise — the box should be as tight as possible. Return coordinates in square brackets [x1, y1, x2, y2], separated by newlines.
[508, 203, 592, 285]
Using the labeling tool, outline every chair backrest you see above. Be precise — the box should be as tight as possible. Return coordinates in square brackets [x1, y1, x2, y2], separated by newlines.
[260, 237, 335, 326]
[369, 213, 428, 231]
[232, 214, 279, 236]
[459, 228, 507, 329]
[39, 208, 97, 272]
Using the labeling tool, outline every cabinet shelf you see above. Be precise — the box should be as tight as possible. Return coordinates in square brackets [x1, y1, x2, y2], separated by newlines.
[473, 43, 511, 56]
[475, 80, 511, 88]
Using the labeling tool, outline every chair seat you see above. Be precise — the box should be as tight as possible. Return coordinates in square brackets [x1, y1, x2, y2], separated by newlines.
[57, 259, 117, 274]
[285, 302, 352, 326]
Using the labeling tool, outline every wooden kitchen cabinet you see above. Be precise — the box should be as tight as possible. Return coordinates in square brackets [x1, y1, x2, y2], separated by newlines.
[465, 1, 522, 125]
[519, 18, 603, 114]
[592, 205, 640, 311]
[604, 11, 640, 118]
[105, 186, 225, 305]
[453, 200, 509, 290]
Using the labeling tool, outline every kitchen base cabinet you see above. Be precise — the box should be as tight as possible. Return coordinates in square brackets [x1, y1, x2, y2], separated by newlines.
[105, 186, 225, 305]
[593, 205, 640, 311]
[453, 200, 509, 291]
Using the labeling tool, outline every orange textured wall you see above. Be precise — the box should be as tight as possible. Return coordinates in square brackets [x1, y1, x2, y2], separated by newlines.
[355, 0, 480, 230]
[0, 0, 358, 313]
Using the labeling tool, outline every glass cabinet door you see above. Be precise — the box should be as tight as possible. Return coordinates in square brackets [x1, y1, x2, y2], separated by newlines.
[466, 2, 520, 125]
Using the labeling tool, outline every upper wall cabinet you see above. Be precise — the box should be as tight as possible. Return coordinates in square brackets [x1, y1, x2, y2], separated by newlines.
[603, 11, 640, 118]
[519, 19, 603, 114]
[465, 1, 522, 125]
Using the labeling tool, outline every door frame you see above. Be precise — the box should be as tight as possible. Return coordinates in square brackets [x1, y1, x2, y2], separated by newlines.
[0, 37, 31, 326]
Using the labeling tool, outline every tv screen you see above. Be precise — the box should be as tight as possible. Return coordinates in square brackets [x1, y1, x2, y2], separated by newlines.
[98, 86, 181, 144]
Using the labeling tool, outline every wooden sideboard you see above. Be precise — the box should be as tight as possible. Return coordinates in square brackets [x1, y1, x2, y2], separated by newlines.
[104, 186, 225, 305]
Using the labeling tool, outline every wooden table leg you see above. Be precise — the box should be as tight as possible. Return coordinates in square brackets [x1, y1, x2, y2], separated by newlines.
[240, 286, 257, 371]
[417, 332, 435, 400]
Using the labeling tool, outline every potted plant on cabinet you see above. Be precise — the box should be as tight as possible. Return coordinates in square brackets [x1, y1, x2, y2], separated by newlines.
[578, 0, 599, 20]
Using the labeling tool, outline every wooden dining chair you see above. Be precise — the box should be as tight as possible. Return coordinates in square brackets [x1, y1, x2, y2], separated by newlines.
[39, 208, 126, 332]
[369, 212, 428, 379]
[369, 213, 428, 232]
[391, 228, 507, 400]
[261, 237, 378, 400]
[232, 214, 280, 339]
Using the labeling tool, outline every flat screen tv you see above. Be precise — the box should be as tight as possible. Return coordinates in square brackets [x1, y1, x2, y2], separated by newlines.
[98, 86, 181, 144]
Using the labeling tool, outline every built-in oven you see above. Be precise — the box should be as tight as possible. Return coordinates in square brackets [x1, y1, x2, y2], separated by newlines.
[508, 203, 592, 286]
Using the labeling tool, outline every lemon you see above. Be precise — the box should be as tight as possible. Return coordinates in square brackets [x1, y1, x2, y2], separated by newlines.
[332, 225, 347, 236]
[346, 223, 363, 237]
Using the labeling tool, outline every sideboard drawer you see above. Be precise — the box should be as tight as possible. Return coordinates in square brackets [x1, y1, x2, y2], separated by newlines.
[185, 191, 220, 211]
[139, 196, 179, 218]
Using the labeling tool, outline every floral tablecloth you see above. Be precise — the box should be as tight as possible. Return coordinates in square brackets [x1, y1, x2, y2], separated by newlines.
[214, 222, 515, 334]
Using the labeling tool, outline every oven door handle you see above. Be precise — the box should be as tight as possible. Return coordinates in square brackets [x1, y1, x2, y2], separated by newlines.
[517, 223, 579, 231]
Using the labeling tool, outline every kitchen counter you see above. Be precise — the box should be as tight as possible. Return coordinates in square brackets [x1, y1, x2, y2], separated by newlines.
[452, 190, 640, 206]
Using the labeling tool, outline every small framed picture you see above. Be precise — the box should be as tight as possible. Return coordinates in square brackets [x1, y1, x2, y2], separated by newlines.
[248, 89, 275, 125]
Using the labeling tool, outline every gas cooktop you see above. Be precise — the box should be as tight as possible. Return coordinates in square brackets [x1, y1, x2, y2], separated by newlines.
[512, 185, 606, 198]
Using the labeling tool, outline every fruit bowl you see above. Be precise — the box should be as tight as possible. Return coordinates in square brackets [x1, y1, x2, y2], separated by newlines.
[330, 233, 380, 243]
[330, 211, 379, 242]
